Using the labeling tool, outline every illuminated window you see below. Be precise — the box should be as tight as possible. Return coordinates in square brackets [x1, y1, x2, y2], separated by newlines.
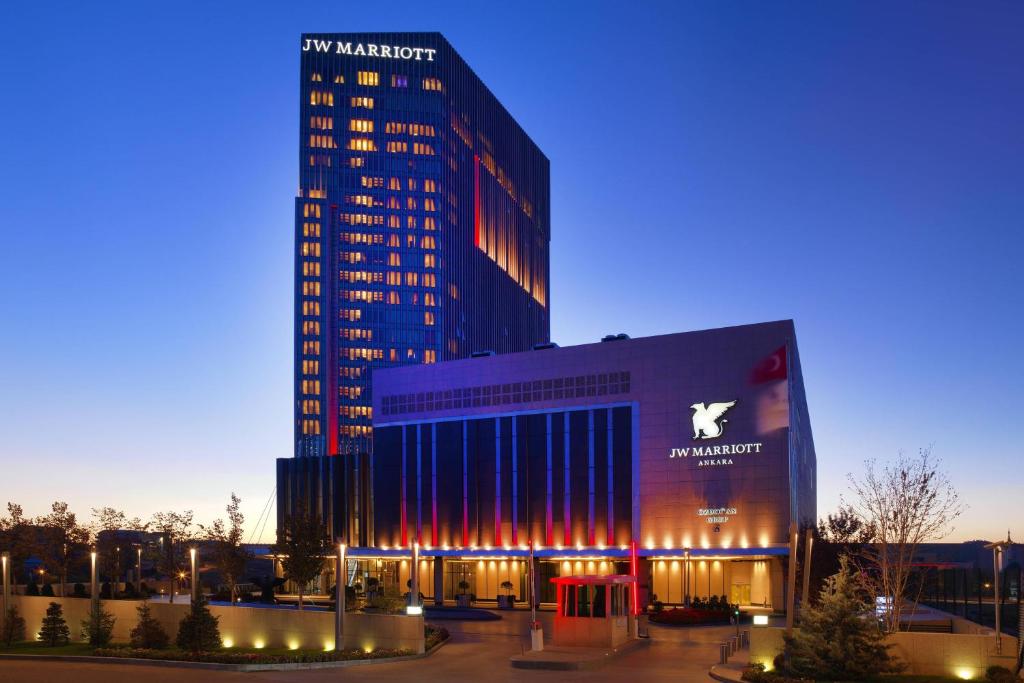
[303, 341, 320, 355]
[407, 216, 418, 229]
[424, 179, 436, 193]
[302, 301, 320, 316]
[422, 77, 442, 92]
[301, 242, 321, 257]
[420, 236, 435, 249]
[357, 71, 379, 86]
[302, 359, 320, 374]
[310, 116, 333, 130]
[310, 90, 334, 106]
[387, 291, 400, 305]
[333, 74, 344, 84]
[424, 349, 436, 364]
[388, 177, 400, 190]
[423, 273, 436, 287]
[349, 118, 374, 133]
[404, 272, 419, 286]
[424, 254, 435, 268]
[348, 157, 364, 167]
[303, 261, 320, 276]
[406, 197, 417, 210]
[413, 142, 435, 155]
[388, 215, 400, 228]
[386, 141, 408, 153]
[424, 217, 436, 230]
[302, 281, 321, 296]
[423, 292, 435, 306]
[388, 253, 401, 266]
[303, 203, 321, 218]
[424, 311, 435, 326]
[360, 175, 384, 188]
[302, 222, 321, 237]
[311, 73, 322, 82]
[350, 96, 374, 109]
[348, 137, 377, 152]
[302, 321, 320, 335]
[387, 234, 400, 247]
[424, 198, 437, 211]
[391, 74, 408, 88]
[386, 271, 400, 285]
[308, 134, 337, 149]
[407, 177, 418, 191]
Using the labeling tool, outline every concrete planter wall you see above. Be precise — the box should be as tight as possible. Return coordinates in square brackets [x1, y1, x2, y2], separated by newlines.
[749, 626, 1018, 680]
[12, 596, 425, 654]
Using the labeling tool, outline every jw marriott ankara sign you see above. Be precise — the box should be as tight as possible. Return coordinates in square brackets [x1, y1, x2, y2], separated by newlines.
[668, 399, 764, 467]
[302, 38, 437, 61]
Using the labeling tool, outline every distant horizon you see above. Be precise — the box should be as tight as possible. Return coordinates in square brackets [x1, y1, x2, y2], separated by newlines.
[1, 1, 1020, 545]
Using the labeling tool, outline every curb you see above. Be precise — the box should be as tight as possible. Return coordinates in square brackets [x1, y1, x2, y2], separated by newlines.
[709, 664, 746, 683]
[0, 637, 450, 673]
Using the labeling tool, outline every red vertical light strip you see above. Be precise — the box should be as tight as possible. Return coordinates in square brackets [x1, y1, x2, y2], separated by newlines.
[630, 539, 640, 616]
[431, 424, 438, 548]
[462, 422, 469, 547]
[473, 154, 481, 248]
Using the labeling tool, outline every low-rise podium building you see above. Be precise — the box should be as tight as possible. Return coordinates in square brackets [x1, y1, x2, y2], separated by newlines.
[352, 320, 815, 609]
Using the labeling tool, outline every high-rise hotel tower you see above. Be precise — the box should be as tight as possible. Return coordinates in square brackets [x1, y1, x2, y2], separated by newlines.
[278, 33, 551, 543]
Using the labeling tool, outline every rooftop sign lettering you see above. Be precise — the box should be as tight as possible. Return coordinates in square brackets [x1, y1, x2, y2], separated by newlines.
[302, 38, 437, 62]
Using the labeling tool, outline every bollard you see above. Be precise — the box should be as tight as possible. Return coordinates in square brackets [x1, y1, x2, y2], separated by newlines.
[720, 643, 729, 664]
[731, 636, 739, 654]
[741, 630, 749, 648]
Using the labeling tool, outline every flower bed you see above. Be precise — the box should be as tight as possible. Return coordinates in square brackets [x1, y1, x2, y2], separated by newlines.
[648, 607, 731, 626]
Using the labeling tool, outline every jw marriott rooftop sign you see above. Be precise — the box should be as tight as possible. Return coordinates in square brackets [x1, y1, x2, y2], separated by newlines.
[302, 38, 437, 61]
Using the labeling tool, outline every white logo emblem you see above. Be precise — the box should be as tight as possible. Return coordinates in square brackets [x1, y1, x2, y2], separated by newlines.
[690, 401, 737, 440]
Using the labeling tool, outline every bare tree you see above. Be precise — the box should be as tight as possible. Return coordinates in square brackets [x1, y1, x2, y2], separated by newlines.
[36, 502, 89, 597]
[150, 510, 196, 603]
[271, 513, 329, 610]
[846, 448, 963, 632]
[200, 494, 250, 606]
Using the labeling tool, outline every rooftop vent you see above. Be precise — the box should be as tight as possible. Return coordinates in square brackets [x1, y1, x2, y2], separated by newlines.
[532, 342, 559, 351]
[470, 350, 496, 358]
[601, 333, 631, 343]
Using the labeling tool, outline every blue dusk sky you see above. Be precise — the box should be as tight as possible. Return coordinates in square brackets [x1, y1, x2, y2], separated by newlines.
[0, 1, 1020, 542]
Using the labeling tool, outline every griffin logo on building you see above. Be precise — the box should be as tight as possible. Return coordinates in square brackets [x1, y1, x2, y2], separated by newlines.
[690, 401, 737, 440]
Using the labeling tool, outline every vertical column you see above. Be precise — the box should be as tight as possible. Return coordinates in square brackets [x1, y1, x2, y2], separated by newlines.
[90, 549, 98, 606]
[416, 424, 423, 545]
[545, 414, 553, 546]
[587, 410, 595, 546]
[401, 428, 408, 546]
[433, 556, 444, 607]
[462, 421, 469, 547]
[431, 423, 438, 548]
[511, 417, 519, 546]
[563, 413, 570, 547]
[606, 408, 614, 546]
[495, 418, 502, 546]
[190, 547, 198, 603]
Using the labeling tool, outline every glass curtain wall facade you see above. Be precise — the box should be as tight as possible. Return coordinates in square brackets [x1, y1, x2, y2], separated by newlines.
[279, 32, 550, 544]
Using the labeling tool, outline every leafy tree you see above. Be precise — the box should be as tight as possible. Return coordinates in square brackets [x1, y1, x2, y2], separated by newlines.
[150, 510, 195, 604]
[783, 555, 901, 680]
[90, 507, 127, 590]
[846, 447, 963, 632]
[0, 503, 34, 584]
[38, 602, 70, 646]
[1, 605, 26, 646]
[175, 593, 221, 652]
[80, 601, 116, 647]
[129, 602, 169, 649]
[35, 502, 89, 597]
[271, 513, 329, 610]
[200, 493, 250, 606]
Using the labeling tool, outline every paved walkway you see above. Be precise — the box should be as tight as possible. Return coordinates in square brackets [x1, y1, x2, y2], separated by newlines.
[0, 615, 739, 683]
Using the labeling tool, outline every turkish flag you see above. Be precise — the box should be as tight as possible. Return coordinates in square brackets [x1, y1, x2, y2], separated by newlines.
[750, 345, 787, 384]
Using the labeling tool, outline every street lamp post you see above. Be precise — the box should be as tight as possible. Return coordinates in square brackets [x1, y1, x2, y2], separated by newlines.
[189, 547, 198, 602]
[984, 537, 1012, 654]
[335, 543, 346, 651]
[89, 550, 98, 607]
[408, 542, 421, 614]
[1, 552, 10, 618]
[136, 545, 142, 594]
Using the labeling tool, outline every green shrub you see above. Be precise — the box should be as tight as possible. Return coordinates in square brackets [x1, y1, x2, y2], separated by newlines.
[986, 666, 1016, 683]
[782, 555, 901, 680]
[175, 594, 221, 652]
[38, 602, 70, 646]
[130, 602, 169, 649]
[40, 583, 54, 597]
[80, 601, 116, 646]
[1, 605, 27, 646]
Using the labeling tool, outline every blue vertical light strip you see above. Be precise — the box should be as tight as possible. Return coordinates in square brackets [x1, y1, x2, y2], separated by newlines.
[495, 417, 502, 546]
[588, 410, 595, 546]
[631, 403, 641, 544]
[416, 423, 422, 545]
[607, 407, 614, 547]
[511, 417, 518, 545]
[563, 412, 570, 547]
[545, 413, 552, 545]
